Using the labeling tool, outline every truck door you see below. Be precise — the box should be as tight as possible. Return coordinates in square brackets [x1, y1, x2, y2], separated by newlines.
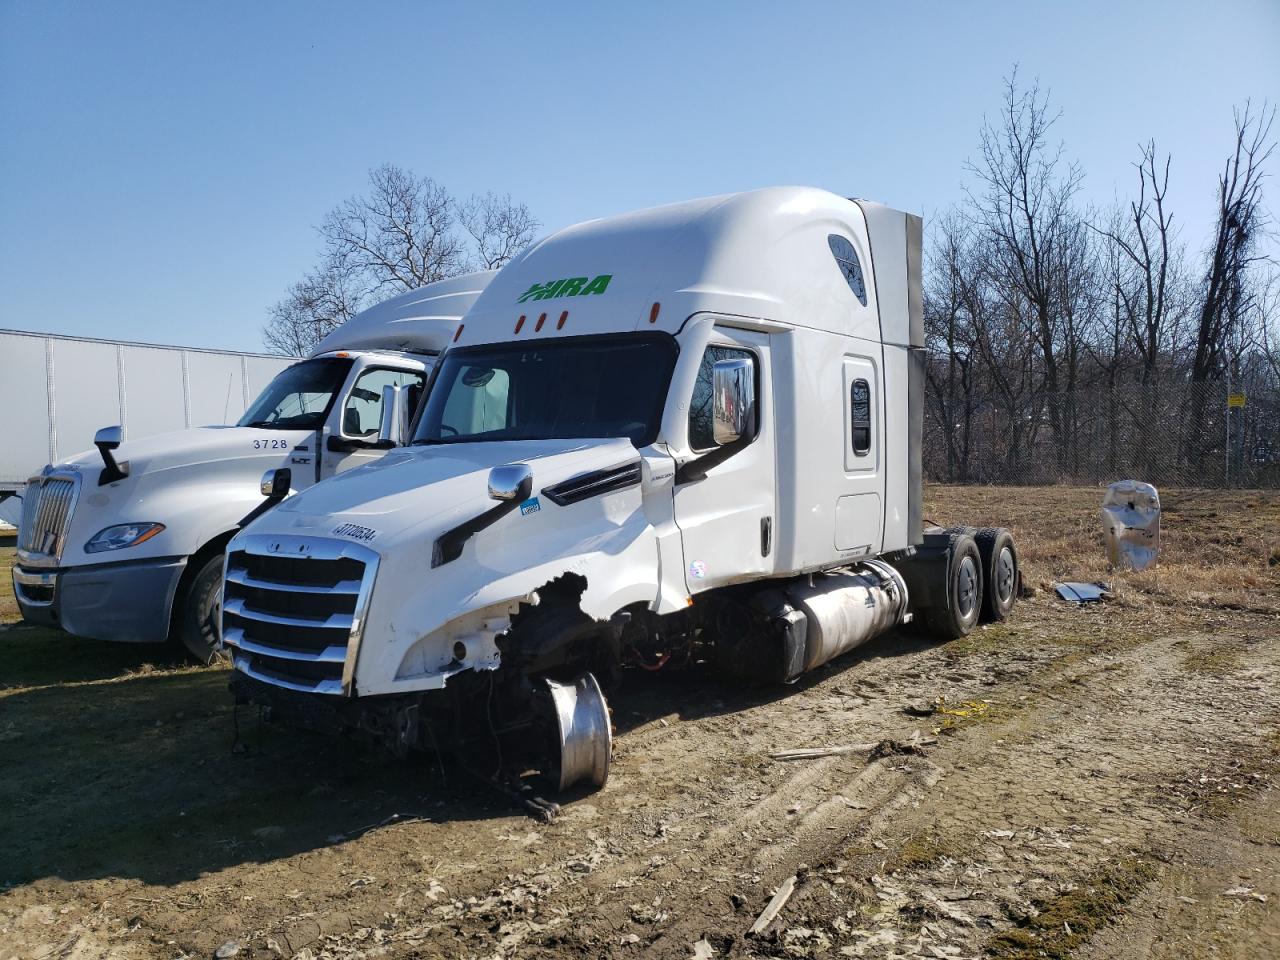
[320, 365, 425, 479]
[835, 354, 885, 554]
[672, 328, 776, 593]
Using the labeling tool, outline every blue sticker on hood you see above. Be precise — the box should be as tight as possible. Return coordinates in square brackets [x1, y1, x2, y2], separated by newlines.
[520, 497, 541, 516]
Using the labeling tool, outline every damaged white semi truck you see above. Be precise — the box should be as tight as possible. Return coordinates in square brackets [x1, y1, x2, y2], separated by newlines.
[223, 188, 1019, 809]
[12, 272, 492, 662]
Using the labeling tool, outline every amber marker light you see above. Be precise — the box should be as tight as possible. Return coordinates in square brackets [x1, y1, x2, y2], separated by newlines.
[557, 311, 568, 330]
[453, 324, 464, 342]
[515, 314, 526, 334]
[649, 302, 661, 324]
[535, 312, 547, 332]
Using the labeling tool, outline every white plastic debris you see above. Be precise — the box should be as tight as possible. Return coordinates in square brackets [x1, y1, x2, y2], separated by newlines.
[1102, 480, 1160, 571]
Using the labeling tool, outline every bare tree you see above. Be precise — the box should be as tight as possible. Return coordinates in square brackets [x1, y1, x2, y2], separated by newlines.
[320, 164, 466, 294]
[1192, 103, 1276, 383]
[263, 261, 365, 357]
[966, 70, 1084, 466]
[460, 192, 540, 270]
[923, 210, 979, 481]
[1095, 141, 1183, 383]
[264, 165, 539, 355]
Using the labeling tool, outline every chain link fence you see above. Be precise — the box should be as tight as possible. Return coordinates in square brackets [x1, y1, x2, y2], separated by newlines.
[924, 379, 1280, 487]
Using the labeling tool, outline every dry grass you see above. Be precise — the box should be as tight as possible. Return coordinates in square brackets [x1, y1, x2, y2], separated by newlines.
[923, 485, 1280, 624]
[986, 858, 1159, 959]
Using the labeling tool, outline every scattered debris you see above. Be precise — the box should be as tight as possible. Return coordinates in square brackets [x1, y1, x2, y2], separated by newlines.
[1055, 582, 1112, 604]
[749, 875, 798, 934]
[691, 937, 717, 958]
[902, 701, 937, 717]
[1223, 886, 1267, 903]
[869, 738, 932, 761]
[770, 742, 880, 761]
[1102, 480, 1160, 571]
[214, 941, 240, 959]
[770, 736, 935, 762]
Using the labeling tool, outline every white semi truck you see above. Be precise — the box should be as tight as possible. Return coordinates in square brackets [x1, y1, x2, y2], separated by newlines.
[222, 189, 1019, 809]
[12, 272, 493, 662]
[0, 329, 294, 520]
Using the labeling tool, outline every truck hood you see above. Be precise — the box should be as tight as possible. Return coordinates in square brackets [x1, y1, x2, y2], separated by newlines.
[268, 437, 640, 548]
[60, 426, 313, 480]
[44, 426, 315, 567]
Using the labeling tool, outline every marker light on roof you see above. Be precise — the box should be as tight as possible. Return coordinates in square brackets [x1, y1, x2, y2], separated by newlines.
[335, 351, 350, 357]
[649, 302, 661, 324]
[453, 324, 464, 342]
[557, 311, 568, 330]
[535, 312, 547, 332]
[515, 314, 526, 334]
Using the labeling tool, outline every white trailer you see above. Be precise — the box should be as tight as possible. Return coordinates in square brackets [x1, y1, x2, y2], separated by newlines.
[221, 190, 1019, 812]
[0, 330, 292, 521]
[10, 272, 493, 661]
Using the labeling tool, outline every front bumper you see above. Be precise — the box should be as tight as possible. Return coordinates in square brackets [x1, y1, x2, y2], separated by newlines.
[12, 555, 188, 643]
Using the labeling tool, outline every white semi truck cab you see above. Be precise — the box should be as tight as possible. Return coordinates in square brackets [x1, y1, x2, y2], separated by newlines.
[223, 189, 1019, 810]
[12, 272, 493, 662]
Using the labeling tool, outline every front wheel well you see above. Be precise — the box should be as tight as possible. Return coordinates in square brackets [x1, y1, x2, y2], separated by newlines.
[166, 529, 238, 638]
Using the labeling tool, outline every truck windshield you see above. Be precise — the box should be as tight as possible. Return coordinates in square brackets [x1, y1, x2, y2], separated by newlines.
[413, 335, 677, 447]
[238, 357, 354, 430]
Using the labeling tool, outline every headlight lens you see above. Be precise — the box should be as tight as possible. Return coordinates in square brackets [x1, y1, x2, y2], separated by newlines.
[85, 522, 166, 553]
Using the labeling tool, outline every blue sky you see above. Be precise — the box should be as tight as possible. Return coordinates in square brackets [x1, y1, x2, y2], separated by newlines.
[2, 1, 1277, 352]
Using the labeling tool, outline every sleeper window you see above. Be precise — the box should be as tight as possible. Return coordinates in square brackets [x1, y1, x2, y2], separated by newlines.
[850, 378, 872, 455]
[688, 344, 754, 451]
[828, 235, 868, 306]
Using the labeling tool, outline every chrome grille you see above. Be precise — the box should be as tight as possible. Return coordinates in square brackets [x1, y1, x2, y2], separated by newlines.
[222, 534, 379, 696]
[17, 474, 80, 562]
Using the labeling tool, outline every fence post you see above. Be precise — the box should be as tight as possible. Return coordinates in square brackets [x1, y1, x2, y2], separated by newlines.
[1225, 383, 1230, 488]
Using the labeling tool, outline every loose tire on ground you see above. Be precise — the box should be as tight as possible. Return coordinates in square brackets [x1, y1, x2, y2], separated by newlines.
[922, 531, 983, 640]
[176, 553, 227, 665]
[974, 527, 1018, 622]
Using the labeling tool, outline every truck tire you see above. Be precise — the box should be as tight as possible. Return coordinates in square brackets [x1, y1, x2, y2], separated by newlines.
[176, 553, 226, 665]
[974, 527, 1018, 622]
[921, 532, 983, 640]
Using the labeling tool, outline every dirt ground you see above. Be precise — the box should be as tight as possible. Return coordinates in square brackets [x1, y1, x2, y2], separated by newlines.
[2, 486, 1278, 960]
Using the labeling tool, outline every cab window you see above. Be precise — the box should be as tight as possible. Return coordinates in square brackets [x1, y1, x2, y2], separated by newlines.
[439, 364, 512, 437]
[341, 367, 425, 438]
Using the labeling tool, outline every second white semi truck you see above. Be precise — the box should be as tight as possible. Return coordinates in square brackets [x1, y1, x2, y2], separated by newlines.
[221, 189, 1019, 810]
[11, 272, 493, 662]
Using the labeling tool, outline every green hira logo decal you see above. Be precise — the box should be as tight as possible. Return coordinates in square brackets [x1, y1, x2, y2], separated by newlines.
[517, 274, 612, 303]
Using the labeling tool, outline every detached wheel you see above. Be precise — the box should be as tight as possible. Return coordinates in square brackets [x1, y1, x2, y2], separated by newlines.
[176, 553, 227, 665]
[975, 527, 1018, 622]
[922, 532, 983, 640]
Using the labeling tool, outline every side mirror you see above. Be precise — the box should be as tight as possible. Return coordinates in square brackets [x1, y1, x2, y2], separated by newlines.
[376, 384, 409, 447]
[239, 467, 292, 530]
[94, 425, 130, 485]
[260, 467, 292, 502]
[94, 426, 122, 450]
[712, 357, 756, 446]
[487, 463, 533, 502]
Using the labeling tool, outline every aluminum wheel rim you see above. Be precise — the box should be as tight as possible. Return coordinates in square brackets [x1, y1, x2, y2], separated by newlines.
[996, 546, 1015, 604]
[957, 555, 978, 619]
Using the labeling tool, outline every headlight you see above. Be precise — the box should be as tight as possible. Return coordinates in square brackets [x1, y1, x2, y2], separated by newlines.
[85, 523, 166, 553]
